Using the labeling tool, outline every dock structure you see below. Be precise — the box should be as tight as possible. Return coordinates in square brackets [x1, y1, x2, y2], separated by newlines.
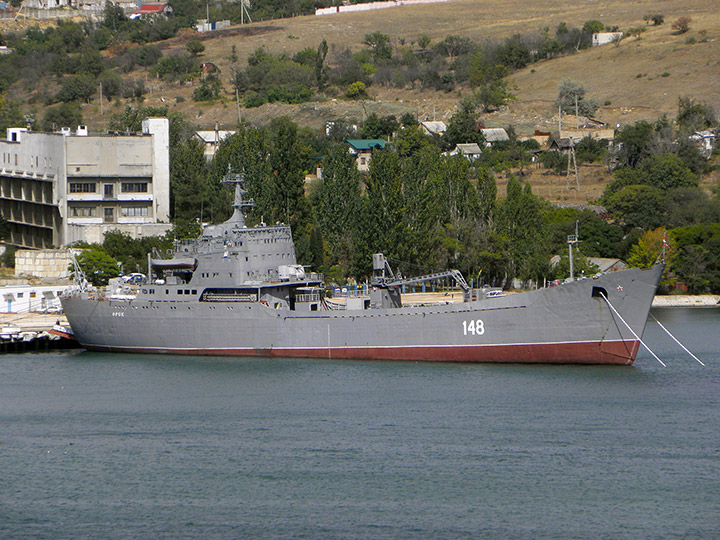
[0, 311, 78, 352]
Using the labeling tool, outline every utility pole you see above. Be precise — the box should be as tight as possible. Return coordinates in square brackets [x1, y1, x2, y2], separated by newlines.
[566, 139, 579, 191]
[236, 87, 242, 125]
[567, 220, 579, 281]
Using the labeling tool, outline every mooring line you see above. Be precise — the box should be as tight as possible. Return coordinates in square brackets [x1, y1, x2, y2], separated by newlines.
[600, 292, 666, 367]
[650, 313, 705, 366]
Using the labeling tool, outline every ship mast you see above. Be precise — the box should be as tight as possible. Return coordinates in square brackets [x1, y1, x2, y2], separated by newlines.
[221, 167, 254, 226]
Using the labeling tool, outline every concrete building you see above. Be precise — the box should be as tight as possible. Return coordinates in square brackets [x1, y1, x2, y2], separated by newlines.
[0, 119, 171, 249]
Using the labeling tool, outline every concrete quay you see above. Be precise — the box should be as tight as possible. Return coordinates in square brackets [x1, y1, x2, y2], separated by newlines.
[652, 295, 720, 307]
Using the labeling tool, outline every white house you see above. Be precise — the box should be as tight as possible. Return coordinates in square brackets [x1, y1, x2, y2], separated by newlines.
[194, 129, 236, 161]
[592, 32, 623, 46]
[446, 143, 482, 160]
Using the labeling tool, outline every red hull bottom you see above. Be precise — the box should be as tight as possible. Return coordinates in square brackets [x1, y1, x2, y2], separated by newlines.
[84, 340, 640, 365]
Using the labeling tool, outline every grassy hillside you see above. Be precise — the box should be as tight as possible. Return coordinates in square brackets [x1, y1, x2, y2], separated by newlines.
[7, 0, 718, 203]
[74, 0, 719, 132]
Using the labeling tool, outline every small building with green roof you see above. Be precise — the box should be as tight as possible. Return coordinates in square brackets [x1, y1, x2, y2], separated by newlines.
[345, 139, 386, 172]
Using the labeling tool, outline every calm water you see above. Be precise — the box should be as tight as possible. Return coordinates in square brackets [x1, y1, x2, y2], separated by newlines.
[1, 308, 719, 539]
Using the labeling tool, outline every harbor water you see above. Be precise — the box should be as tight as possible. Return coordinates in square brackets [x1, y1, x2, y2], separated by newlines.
[1, 307, 719, 539]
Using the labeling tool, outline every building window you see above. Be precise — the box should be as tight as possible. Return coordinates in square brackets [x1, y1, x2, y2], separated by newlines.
[121, 207, 149, 217]
[104, 184, 114, 198]
[121, 182, 148, 193]
[70, 207, 97, 217]
[69, 183, 96, 193]
[104, 207, 114, 223]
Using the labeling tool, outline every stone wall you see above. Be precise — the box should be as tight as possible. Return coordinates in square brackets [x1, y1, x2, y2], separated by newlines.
[14, 249, 71, 279]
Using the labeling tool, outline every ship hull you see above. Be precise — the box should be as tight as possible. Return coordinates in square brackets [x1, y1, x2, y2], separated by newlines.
[62, 265, 662, 365]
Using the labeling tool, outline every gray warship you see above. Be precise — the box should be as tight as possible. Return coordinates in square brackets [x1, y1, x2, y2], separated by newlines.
[61, 175, 663, 364]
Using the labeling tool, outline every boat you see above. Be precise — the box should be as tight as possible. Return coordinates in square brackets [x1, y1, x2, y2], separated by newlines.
[61, 174, 663, 365]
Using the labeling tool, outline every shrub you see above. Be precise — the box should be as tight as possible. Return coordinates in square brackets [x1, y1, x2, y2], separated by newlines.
[345, 81, 367, 99]
[643, 14, 664, 26]
[266, 83, 313, 104]
[122, 79, 146, 100]
[671, 17, 691, 34]
[540, 150, 566, 174]
[192, 77, 222, 101]
[627, 26, 646, 37]
[243, 91, 266, 108]
[152, 55, 200, 82]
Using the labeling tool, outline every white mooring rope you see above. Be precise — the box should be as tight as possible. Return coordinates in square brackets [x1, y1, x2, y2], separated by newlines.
[599, 292, 666, 367]
[650, 313, 705, 366]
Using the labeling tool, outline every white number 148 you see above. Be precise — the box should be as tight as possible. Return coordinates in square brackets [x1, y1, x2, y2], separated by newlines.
[463, 319, 485, 336]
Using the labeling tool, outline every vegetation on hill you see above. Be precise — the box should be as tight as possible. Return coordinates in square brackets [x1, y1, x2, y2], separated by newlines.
[0, 1, 718, 292]
[70, 94, 719, 293]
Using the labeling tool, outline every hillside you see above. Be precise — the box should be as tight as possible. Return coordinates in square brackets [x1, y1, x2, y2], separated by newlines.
[71, 0, 719, 133]
[5, 0, 719, 204]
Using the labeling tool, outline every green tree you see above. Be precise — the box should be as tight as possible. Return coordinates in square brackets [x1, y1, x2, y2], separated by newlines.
[639, 153, 699, 190]
[98, 70, 122, 100]
[677, 96, 716, 132]
[476, 166, 497, 226]
[495, 176, 546, 281]
[395, 124, 430, 157]
[108, 104, 169, 132]
[56, 74, 96, 103]
[443, 97, 484, 148]
[315, 39, 329, 90]
[583, 20, 605, 34]
[345, 81, 367, 99]
[614, 120, 654, 168]
[103, 1, 129, 32]
[186, 40, 205, 57]
[170, 137, 208, 221]
[0, 93, 24, 133]
[555, 78, 598, 116]
[362, 31, 392, 62]
[360, 113, 398, 139]
[473, 80, 514, 113]
[605, 184, 667, 230]
[41, 102, 82, 131]
[75, 245, 120, 286]
[627, 228, 673, 269]
[192, 76, 222, 101]
[267, 118, 311, 238]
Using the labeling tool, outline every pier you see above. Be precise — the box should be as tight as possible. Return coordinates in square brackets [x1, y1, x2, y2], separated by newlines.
[0, 312, 78, 352]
